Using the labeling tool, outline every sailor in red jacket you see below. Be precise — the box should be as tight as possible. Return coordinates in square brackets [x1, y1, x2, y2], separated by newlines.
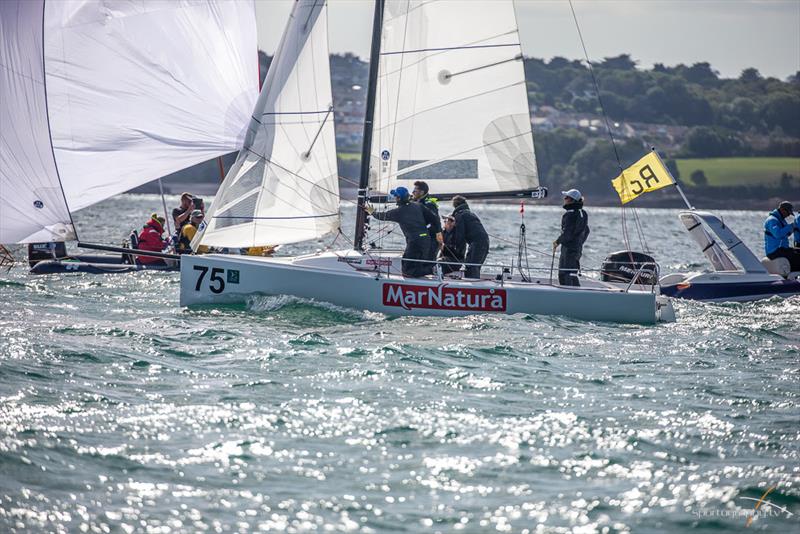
[137, 213, 167, 265]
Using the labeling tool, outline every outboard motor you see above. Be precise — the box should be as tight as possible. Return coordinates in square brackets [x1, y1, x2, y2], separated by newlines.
[28, 242, 67, 267]
[600, 250, 658, 285]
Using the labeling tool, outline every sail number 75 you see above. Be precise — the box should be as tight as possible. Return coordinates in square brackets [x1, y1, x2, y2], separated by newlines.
[193, 265, 233, 294]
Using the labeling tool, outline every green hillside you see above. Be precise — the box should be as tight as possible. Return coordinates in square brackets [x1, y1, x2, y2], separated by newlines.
[675, 157, 800, 187]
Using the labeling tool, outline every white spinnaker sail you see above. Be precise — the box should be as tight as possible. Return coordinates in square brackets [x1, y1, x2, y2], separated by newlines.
[370, 0, 538, 195]
[44, 0, 258, 212]
[0, 0, 75, 244]
[195, 0, 339, 249]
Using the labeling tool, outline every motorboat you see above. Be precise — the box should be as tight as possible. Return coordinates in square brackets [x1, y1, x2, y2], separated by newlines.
[660, 211, 800, 302]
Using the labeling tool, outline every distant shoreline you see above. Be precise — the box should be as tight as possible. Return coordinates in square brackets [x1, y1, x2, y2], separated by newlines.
[127, 184, 789, 212]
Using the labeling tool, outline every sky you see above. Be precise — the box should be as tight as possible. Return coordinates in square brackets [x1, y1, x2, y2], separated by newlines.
[254, 0, 800, 79]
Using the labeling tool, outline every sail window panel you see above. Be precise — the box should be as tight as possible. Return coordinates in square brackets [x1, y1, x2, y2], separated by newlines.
[218, 158, 267, 209]
[215, 192, 259, 229]
[397, 160, 478, 180]
[0, 0, 75, 244]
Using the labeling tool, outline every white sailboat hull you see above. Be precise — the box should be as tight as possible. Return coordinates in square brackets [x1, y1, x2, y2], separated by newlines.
[180, 252, 675, 324]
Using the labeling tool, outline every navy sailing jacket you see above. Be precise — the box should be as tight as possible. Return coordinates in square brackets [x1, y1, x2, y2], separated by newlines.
[372, 202, 439, 243]
[556, 201, 590, 250]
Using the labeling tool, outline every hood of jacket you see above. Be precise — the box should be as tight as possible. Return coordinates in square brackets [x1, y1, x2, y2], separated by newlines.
[453, 202, 470, 215]
[145, 218, 164, 233]
[563, 200, 584, 211]
[767, 208, 785, 222]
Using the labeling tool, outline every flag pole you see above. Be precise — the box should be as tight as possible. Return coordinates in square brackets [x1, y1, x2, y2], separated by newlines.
[651, 147, 693, 210]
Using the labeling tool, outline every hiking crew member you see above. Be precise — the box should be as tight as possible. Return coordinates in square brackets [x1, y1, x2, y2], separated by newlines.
[366, 186, 440, 277]
[553, 189, 590, 286]
[439, 215, 465, 275]
[764, 201, 800, 271]
[451, 196, 490, 279]
[137, 213, 167, 265]
[177, 210, 209, 254]
[412, 180, 443, 275]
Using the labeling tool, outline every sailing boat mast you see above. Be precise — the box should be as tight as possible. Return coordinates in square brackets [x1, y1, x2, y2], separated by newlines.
[353, 0, 385, 251]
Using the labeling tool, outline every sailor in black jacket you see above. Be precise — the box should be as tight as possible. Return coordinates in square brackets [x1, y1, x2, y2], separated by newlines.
[412, 181, 443, 275]
[451, 196, 490, 278]
[553, 189, 590, 286]
[368, 186, 440, 277]
[439, 215, 465, 274]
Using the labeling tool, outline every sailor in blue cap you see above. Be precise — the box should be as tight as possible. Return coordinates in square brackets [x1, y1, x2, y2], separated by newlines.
[366, 186, 440, 277]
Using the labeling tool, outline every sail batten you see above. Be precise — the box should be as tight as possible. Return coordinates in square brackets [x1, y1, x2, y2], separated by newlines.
[370, 0, 538, 196]
[195, 0, 339, 250]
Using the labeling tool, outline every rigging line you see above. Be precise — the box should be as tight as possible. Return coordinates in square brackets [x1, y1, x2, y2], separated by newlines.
[444, 54, 523, 80]
[243, 146, 355, 207]
[302, 0, 322, 31]
[375, 80, 527, 135]
[381, 42, 520, 56]
[568, 0, 621, 171]
[569, 0, 648, 253]
[213, 213, 338, 221]
[41, 0, 78, 241]
[373, 0, 412, 252]
[377, 29, 521, 78]
[262, 110, 332, 115]
[302, 105, 334, 158]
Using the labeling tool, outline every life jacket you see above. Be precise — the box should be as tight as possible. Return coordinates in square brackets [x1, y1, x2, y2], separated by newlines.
[558, 201, 590, 249]
[137, 219, 166, 264]
[417, 195, 441, 236]
[763, 209, 791, 255]
[177, 223, 196, 253]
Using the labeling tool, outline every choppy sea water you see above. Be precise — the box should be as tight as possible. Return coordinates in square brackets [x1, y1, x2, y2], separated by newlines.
[1, 194, 798, 533]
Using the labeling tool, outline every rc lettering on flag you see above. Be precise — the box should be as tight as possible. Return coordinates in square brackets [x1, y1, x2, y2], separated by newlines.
[611, 151, 675, 204]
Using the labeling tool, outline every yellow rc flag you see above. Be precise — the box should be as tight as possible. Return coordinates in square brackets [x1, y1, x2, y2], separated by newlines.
[611, 151, 675, 204]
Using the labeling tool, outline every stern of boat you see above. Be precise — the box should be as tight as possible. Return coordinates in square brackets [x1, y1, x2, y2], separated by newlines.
[656, 294, 676, 322]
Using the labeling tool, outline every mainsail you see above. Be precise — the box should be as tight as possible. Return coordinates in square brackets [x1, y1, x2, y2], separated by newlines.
[44, 0, 259, 212]
[195, 0, 339, 249]
[0, 0, 74, 244]
[369, 0, 538, 196]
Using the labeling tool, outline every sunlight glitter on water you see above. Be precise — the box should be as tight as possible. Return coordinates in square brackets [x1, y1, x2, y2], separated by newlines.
[1, 197, 799, 532]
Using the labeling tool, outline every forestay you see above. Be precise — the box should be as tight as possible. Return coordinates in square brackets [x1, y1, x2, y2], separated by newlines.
[370, 0, 538, 195]
[195, 0, 339, 249]
[44, 0, 258, 212]
[0, 0, 75, 244]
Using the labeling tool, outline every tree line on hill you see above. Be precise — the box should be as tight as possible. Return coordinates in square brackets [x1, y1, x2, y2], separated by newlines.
[255, 51, 799, 200]
[527, 54, 799, 139]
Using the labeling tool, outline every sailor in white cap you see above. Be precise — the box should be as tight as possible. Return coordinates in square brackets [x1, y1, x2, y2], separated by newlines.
[552, 189, 590, 286]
